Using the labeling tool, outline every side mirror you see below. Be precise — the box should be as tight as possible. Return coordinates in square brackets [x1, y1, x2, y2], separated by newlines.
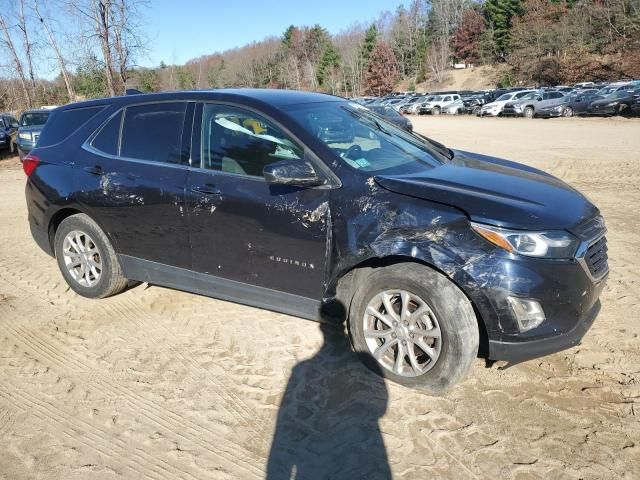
[263, 159, 325, 187]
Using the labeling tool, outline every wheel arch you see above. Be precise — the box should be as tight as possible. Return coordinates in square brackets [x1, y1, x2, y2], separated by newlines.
[48, 207, 120, 258]
[326, 255, 489, 357]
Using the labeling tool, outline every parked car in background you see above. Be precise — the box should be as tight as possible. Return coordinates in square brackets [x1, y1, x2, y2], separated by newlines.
[419, 94, 461, 115]
[595, 82, 633, 97]
[503, 91, 566, 118]
[24, 89, 608, 392]
[17, 109, 52, 160]
[442, 98, 465, 114]
[551, 92, 602, 117]
[0, 113, 20, 154]
[574, 82, 595, 89]
[587, 88, 640, 116]
[368, 105, 413, 131]
[479, 90, 535, 116]
[397, 96, 423, 114]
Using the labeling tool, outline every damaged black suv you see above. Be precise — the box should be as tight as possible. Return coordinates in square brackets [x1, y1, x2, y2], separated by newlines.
[25, 89, 608, 392]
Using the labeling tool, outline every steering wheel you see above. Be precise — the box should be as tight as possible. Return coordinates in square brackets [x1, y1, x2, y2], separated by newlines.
[343, 144, 363, 160]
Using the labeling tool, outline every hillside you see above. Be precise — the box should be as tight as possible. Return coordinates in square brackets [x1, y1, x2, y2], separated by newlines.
[396, 65, 511, 93]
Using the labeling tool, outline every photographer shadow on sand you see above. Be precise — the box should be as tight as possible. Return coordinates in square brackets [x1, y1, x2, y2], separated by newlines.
[266, 322, 391, 479]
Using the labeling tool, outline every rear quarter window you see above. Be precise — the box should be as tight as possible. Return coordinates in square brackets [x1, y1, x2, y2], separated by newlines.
[120, 102, 187, 164]
[38, 106, 106, 147]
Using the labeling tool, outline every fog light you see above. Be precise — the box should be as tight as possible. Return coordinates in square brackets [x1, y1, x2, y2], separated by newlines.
[507, 297, 545, 332]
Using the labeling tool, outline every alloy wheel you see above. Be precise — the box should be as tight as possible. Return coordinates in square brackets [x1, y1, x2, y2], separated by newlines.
[62, 230, 102, 287]
[362, 290, 442, 377]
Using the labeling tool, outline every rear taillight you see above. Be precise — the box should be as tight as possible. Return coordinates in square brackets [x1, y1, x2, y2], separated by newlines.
[23, 153, 40, 177]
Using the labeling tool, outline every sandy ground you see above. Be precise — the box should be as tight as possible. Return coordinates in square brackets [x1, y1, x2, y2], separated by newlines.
[0, 116, 639, 479]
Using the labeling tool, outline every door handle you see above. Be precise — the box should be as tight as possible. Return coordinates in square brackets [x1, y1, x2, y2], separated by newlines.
[190, 184, 221, 196]
[84, 165, 103, 176]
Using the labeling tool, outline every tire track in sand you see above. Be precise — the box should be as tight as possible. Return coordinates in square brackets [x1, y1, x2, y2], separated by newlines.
[0, 304, 264, 478]
[0, 383, 203, 480]
[0, 255, 270, 442]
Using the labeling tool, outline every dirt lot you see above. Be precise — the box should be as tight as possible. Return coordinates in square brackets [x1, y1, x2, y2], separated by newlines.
[0, 116, 639, 479]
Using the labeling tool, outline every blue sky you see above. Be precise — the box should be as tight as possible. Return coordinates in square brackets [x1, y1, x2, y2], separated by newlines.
[140, 0, 398, 67]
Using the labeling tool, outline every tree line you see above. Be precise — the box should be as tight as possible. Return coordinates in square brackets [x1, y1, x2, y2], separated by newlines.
[1, 0, 639, 112]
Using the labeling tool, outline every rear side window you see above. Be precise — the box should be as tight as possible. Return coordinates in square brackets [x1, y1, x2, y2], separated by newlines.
[91, 111, 122, 156]
[120, 102, 187, 164]
[38, 106, 106, 147]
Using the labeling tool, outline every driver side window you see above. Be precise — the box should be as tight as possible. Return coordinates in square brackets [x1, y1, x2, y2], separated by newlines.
[201, 104, 303, 177]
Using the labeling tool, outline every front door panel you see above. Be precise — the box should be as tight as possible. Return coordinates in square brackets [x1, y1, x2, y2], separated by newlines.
[187, 170, 329, 299]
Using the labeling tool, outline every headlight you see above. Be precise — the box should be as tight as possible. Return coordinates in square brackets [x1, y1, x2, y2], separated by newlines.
[553, 105, 564, 111]
[19, 132, 32, 140]
[514, 105, 523, 111]
[471, 222, 579, 259]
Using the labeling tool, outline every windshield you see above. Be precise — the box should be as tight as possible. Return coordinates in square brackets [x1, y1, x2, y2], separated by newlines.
[370, 106, 401, 117]
[608, 90, 632, 99]
[519, 92, 537, 101]
[287, 102, 447, 174]
[21, 112, 50, 127]
[496, 93, 512, 101]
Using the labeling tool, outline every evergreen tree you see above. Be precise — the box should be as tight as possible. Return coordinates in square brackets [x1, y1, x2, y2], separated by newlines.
[484, 0, 523, 57]
[360, 25, 378, 68]
[316, 43, 340, 87]
[74, 55, 107, 98]
[137, 68, 159, 92]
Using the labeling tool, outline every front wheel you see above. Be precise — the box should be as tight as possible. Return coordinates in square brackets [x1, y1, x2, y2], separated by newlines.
[432, 106, 441, 115]
[524, 106, 535, 118]
[348, 264, 479, 394]
[563, 106, 574, 117]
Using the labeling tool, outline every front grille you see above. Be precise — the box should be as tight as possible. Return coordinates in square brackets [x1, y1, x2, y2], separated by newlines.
[573, 215, 606, 241]
[585, 236, 608, 279]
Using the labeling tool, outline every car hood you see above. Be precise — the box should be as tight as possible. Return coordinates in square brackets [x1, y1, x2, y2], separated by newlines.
[590, 97, 624, 106]
[538, 99, 568, 109]
[374, 149, 598, 230]
[18, 125, 45, 135]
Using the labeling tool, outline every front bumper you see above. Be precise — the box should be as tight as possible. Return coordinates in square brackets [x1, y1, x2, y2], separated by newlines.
[501, 107, 522, 116]
[453, 237, 608, 363]
[588, 106, 616, 115]
[480, 108, 501, 116]
[488, 300, 601, 362]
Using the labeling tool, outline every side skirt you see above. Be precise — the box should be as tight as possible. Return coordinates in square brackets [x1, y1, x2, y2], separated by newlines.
[119, 255, 323, 321]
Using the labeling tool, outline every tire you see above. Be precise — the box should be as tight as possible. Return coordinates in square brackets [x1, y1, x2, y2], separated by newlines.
[54, 213, 129, 299]
[432, 106, 441, 115]
[348, 264, 479, 394]
[524, 106, 535, 118]
[563, 106, 574, 117]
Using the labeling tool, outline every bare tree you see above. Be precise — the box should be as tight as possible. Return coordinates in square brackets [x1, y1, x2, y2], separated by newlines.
[17, 0, 37, 88]
[0, 13, 32, 107]
[33, 0, 75, 100]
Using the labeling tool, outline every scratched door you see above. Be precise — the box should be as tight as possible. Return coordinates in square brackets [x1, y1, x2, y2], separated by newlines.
[186, 103, 330, 299]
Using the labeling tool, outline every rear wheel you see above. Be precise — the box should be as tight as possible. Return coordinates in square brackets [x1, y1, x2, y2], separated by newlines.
[524, 106, 535, 118]
[348, 264, 479, 394]
[54, 213, 129, 298]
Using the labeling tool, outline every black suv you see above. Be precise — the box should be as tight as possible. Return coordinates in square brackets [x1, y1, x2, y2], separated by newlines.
[24, 89, 608, 392]
[0, 112, 20, 153]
